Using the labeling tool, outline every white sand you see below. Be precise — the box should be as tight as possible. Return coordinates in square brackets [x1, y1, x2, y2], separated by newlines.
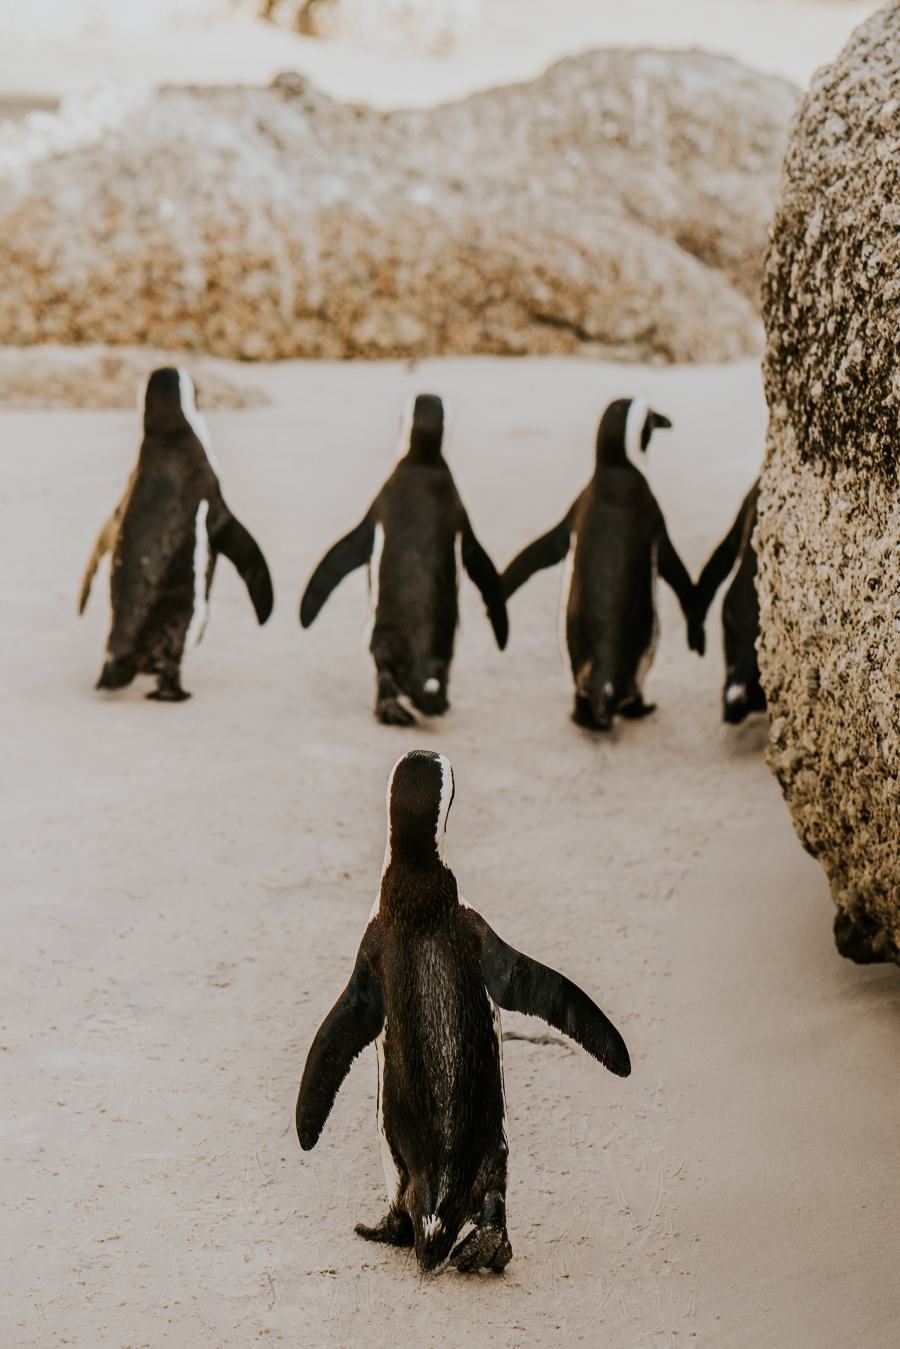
[2, 355, 898, 1346]
[0, 0, 881, 105]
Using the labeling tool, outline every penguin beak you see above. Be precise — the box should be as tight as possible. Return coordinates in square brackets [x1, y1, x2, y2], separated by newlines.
[641, 410, 672, 452]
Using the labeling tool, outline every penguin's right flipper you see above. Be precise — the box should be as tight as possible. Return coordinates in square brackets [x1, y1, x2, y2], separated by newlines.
[207, 507, 274, 624]
[300, 515, 376, 628]
[78, 492, 130, 614]
[501, 517, 571, 600]
[461, 523, 508, 650]
[692, 480, 760, 628]
[477, 919, 631, 1078]
[295, 949, 385, 1150]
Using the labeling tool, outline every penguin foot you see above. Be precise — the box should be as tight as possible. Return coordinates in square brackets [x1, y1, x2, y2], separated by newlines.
[572, 696, 610, 730]
[147, 672, 190, 702]
[355, 1209, 414, 1247]
[449, 1190, 512, 1273]
[376, 697, 415, 727]
[96, 654, 136, 691]
[449, 1224, 512, 1274]
[620, 697, 656, 720]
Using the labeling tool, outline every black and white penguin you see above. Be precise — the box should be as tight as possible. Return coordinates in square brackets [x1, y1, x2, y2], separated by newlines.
[690, 479, 764, 724]
[295, 750, 630, 1274]
[299, 394, 508, 725]
[79, 367, 273, 700]
[502, 397, 701, 729]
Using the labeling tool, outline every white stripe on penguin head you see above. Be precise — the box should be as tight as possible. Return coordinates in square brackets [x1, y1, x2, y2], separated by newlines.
[394, 393, 417, 462]
[624, 397, 649, 462]
[178, 368, 221, 473]
[185, 499, 210, 651]
[362, 522, 385, 649]
[434, 753, 454, 865]
[369, 755, 404, 922]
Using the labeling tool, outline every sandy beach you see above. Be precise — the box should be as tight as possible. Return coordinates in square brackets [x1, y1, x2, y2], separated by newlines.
[1, 355, 897, 1346]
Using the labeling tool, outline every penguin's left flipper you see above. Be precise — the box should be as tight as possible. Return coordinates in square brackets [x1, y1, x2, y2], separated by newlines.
[657, 529, 702, 654]
[477, 919, 631, 1078]
[500, 517, 571, 601]
[295, 949, 386, 1150]
[207, 506, 274, 624]
[461, 523, 508, 650]
[691, 480, 760, 643]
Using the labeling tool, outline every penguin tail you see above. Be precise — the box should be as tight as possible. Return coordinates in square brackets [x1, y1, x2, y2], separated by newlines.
[96, 653, 137, 691]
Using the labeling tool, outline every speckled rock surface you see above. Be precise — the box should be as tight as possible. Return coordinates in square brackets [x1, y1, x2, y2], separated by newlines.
[0, 49, 796, 363]
[759, 1, 900, 963]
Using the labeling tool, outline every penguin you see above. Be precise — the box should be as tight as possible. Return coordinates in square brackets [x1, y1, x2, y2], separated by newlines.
[690, 479, 764, 724]
[299, 394, 508, 725]
[79, 367, 273, 700]
[295, 750, 631, 1274]
[501, 397, 701, 729]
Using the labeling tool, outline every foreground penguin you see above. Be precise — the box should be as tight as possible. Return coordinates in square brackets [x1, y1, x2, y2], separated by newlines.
[79, 368, 273, 700]
[502, 398, 701, 729]
[300, 395, 507, 725]
[690, 480, 764, 724]
[296, 750, 630, 1273]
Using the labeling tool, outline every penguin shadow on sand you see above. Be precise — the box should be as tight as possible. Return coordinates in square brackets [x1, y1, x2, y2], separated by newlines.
[295, 750, 630, 1275]
[299, 394, 508, 727]
[79, 367, 273, 701]
[501, 397, 703, 732]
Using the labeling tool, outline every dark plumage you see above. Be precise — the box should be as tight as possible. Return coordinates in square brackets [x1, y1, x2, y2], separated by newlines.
[79, 367, 272, 700]
[296, 750, 630, 1274]
[299, 394, 507, 725]
[690, 479, 764, 723]
[502, 397, 700, 729]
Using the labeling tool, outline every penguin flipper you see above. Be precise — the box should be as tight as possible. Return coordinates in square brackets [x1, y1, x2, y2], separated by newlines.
[478, 920, 631, 1078]
[501, 518, 571, 600]
[300, 515, 376, 628]
[693, 480, 760, 624]
[461, 524, 508, 650]
[295, 951, 386, 1150]
[207, 506, 274, 624]
[657, 527, 701, 652]
[78, 483, 132, 614]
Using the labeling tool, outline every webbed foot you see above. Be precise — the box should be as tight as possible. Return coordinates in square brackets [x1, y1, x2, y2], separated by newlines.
[449, 1190, 512, 1273]
[147, 667, 190, 702]
[620, 697, 656, 720]
[355, 1209, 414, 1247]
[376, 697, 415, 726]
[573, 695, 610, 730]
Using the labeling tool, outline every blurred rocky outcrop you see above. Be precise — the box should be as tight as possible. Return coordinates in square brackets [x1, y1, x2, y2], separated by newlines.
[0, 49, 797, 363]
[0, 344, 267, 409]
[759, 2, 900, 963]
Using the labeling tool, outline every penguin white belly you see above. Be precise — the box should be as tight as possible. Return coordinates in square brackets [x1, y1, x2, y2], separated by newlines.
[633, 539, 659, 695]
[185, 498, 210, 650]
[363, 522, 385, 647]
[375, 1025, 402, 1204]
[558, 531, 577, 681]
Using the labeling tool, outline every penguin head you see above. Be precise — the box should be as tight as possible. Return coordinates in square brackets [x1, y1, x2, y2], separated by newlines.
[596, 398, 672, 465]
[383, 750, 454, 875]
[142, 367, 191, 437]
[406, 394, 445, 464]
[141, 366, 218, 468]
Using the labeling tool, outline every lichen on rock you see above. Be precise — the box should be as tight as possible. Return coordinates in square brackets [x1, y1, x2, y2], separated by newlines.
[759, 0, 900, 963]
[0, 49, 796, 364]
